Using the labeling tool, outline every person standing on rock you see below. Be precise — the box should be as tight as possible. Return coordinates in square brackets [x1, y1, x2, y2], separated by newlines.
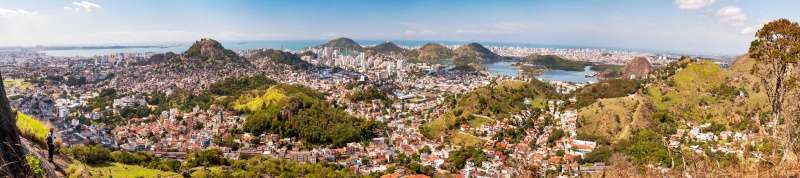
[45, 128, 55, 162]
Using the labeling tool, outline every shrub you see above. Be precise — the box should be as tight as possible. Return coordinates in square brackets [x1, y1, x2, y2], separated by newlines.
[65, 144, 111, 164]
[26, 156, 43, 178]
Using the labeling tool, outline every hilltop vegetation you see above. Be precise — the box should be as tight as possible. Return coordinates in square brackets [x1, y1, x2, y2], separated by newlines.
[236, 83, 379, 147]
[454, 43, 499, 61]
[519, 54, 591, 71]
[412, 43, 455, 60]
[450, 56, 484, 72]
[317, 37, 363, 51]
[183, 38, 241, 61]
[573, 78, 642, 108]
[643, 57, 767, 127]
[364, 42, 406, 54]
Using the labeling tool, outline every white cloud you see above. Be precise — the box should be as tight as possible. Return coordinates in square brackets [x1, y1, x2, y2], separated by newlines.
[674, 0, 717, 10]
[712, 6, 747, 26]
[740, 23, 764, 35]
[68, 1, 102, 12]
[0, 8, 37, 17]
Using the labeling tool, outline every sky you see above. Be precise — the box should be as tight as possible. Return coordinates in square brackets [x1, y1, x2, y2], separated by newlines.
[0, 0, 798, 54]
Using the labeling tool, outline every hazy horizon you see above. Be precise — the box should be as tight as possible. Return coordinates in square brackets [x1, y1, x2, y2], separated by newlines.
[2, 0, 799, 55]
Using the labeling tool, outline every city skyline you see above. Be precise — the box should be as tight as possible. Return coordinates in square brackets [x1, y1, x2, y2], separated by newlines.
[1, 0, 798, 54]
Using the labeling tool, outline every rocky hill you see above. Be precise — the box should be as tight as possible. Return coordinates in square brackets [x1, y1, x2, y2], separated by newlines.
[0, 73, 28, 177]
[454, 43, 499, 61]
[364, 42, 406, 54]
[183, 38, 240, 61]
[619, 57, 652, 79]
[317, 37, 363, 51]
[414, 43, 455, 60]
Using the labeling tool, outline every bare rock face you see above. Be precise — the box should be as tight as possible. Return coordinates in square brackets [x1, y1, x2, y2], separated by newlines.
[0, 73, 29, 176]
[198, 41, 225, 59]
[619, 57, 652, 79]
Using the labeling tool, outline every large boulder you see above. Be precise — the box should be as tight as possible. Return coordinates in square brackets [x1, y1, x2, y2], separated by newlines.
[619, 57, 652, 79]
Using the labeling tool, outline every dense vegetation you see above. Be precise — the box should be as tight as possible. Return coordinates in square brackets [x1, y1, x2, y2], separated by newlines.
[347, 86, 391, 103]
[589, 65, 624, 73]
[317, 37, 363, 51]
[450, 56, 483, 72]
[240, 84, 378, 147]
[412, 43, 454, 60]
[445, 146, 488, 172]
[365, 42, 406, 54]
[519, 54, 591, 71]
[209, 75, 277, 96]
[573, 79, 642, 108]
[183, 38, 241, 61]
[454, 43, 499, 60]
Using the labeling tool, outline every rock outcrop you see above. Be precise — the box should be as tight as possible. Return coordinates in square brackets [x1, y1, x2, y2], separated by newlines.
[0, 73, 28, 176]
[619, 57, 652, 79]
[183, 38, 240, 61]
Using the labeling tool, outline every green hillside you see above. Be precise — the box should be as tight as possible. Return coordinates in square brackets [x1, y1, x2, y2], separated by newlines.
[237, 83, 378, 147]
[183, 38, 241, 61]
[519, 54, 591, 71]
[643, 58, 768, 125]
[454, 43, 499, 60]
[415, 43, 455, 60]
[317, 37, 363, 51]
[365, 42, 406, 54]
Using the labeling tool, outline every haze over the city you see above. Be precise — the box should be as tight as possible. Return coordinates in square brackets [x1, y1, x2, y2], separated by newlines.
[1, 0, 797, 54]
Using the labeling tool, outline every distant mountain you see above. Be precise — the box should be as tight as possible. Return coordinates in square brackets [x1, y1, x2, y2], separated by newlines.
[364, 41, 406, 54]
[454, 43, 499, 61]
[249, 49, 312, 70]
[183, 38, 240, 61]
[317, 37, 363, 51]
[520, 54, 591, 71]
[619, 57, 652, 79]
[414, 43, 455, 60]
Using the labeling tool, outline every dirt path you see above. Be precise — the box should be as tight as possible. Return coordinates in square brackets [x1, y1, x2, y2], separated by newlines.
[21, 138, 73, 178]
[616, 95, 644, 141]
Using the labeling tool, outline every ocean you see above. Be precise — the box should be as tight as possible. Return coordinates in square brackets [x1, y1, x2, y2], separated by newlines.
[41, 40, 662, 57]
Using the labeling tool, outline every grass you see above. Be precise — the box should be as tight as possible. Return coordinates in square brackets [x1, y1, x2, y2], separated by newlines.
[4, 78, 33, 89]
[452, 132, 484, 146]
[670, 60, 724, 91]
[232, 86, 286, 111]
[190, 166, 224, 177]
[642, 58, 768, 125]
[468, 117, 493, 128]
[16, 111, 55, 146]
[529, 98, 547, 109]
[77, 162, 178, 178]
[577, 96, 643, 143]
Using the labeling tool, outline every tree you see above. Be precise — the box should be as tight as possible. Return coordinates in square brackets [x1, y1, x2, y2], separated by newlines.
[748, 18, 800, 160]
